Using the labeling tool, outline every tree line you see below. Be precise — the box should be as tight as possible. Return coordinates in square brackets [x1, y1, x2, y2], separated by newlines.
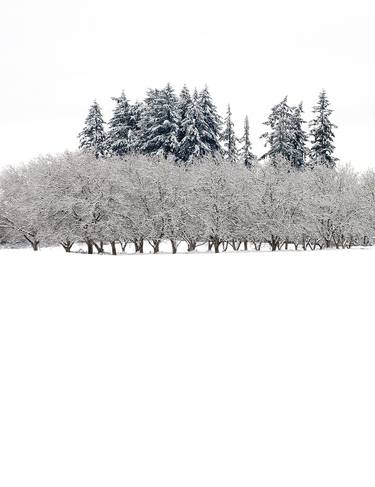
[78, 85, 338, 168]
[0, 153, 374, 254]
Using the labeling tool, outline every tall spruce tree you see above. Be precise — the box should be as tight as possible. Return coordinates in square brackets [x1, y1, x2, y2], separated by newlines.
[78, 100, 106, 158]
[107, 91, 133, 157]
[239, 115, 255, 168]
[198, 86, 222, 156]
[177, 85, 193, 146]
[222, 104, 238, 162]
[127, 101, 144, 152]
[260, 96, 294, 163]
[177, 89, 210, 163]
[290, 103, 308, 168]
[309, 90, 338, 167]
[141, 83, 179, 158]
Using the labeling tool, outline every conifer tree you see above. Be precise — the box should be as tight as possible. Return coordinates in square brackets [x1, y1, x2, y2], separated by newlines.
[309, 90, 338, 168]
[177, 85, 193, 146]
[177, 89, 210, 163]
[140, 84, 179, 158]
[239, 115, 255, 168]
[107, 91, 133, 157]
[127, 101, 144, 152]
[198, 86, 222, 156]
[222, 105, 238, 162]
[290, 103, 308, 168]
[260, 96, 294, 163]
[78, 100, 106, 158]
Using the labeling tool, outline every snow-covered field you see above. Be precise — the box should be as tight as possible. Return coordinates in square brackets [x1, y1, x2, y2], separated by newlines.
[1, 246, 374, 487]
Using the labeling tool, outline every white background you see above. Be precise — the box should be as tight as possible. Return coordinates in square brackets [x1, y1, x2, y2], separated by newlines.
[0, 0, 374, 170]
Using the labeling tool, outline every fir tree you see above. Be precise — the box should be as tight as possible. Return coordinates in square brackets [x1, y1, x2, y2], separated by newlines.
[177, 85, 192, 146]
[177, 89, 210, 163]
[141, 84, 179, 159]
[222, 105, 238, 162]
[260, 96, 294, 163]
[290, 103, 308, 168]
[107, 91, 133, 157]
[309, 90, 338, 168]
[198, 86, 222, 156]
[78, 100, 106, 158]
[127, 101, 144, 152]
[239, 115, 255, 168]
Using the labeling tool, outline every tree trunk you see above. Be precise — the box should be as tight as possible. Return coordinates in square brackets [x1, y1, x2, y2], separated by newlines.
[61, 240, 73, 253]
[93, 242, 104, 254]
[110, 241, 117, 255]
[86, 240, 94, 254]
[208, 241, 213, 252]
[187, 240, 196, 252]
[243, 241, 248, 251]
[153, 240, 160, 254]
[134, 239, 144, 253]
[32, 241, 39, 251]
[170, 239, 177, 254]
[213, 239, 220, 253]
[270, 235, 279, 251]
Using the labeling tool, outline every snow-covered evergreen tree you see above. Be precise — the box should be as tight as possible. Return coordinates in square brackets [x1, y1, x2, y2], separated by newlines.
[177, 85, 192, 148]
[260, 96, 294, 163]
[140, 84, 179, 158]
[198, 86, 222, 156]
[78, 100, 106, 158]
[177, 89, 210, 163]
[107, 91, 133, 157]
[127, 101, 144, 152]
[222, 105, 238, 162]
[290, 103, 308, 168]
[239, 115, 255, 168]
[309, 90, 338, 168]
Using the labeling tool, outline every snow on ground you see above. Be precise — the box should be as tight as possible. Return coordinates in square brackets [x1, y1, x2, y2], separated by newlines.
[1, 246, 375, 487]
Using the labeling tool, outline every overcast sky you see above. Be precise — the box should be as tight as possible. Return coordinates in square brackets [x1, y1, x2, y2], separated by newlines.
[0, 0, 374, 170]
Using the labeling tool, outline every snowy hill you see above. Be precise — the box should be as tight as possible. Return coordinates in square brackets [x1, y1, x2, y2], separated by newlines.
[1, 246, 374, 487]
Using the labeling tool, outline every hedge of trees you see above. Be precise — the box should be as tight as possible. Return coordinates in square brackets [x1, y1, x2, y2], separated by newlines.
[0, 152, 374, 254]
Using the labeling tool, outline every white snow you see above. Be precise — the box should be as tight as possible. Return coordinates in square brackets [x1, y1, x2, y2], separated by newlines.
[1, 246, 375, 487]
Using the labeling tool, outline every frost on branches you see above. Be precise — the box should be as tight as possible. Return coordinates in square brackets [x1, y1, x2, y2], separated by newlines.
[0, 153, 373, 254]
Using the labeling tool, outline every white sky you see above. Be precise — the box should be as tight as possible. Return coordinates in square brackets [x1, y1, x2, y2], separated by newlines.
[0, 0, 374, 170]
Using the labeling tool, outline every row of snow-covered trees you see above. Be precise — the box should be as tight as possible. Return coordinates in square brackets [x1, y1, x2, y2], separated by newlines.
[1, 153, 374, 254]
[79, 85, 338, 168]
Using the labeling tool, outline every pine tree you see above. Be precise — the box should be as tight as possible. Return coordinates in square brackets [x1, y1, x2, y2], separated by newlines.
[107, 91, 133, 157]
[198, 86, 222, 156]
[290, 103, 308, 168]
[78, 100, 106, 158]
[309, 90, 338, 168]
[177, 89, 210, 163]
[177, 85, 192, 147]
[141, 84, 179, 158]
[260, 96, 294, 163]
[239, 115, 255, 168]
[222, 105, 238, 162]
[127, 101, 144, 152]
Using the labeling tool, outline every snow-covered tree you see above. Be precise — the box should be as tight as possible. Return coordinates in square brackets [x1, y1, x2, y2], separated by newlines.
[290, 103, 308, 168]
[78, 100, 106, 158]
[309, 90, 338, 168]
[198, 86, 222, 156]
[127, 101, 144, 152]
[239, 115, 255, 168]
[222, 105, 238, 162]
[140, 84, 179, 158]
[260, 96, 294, 163]
[177, 85, 192, 140]
[177, 90, 210, 163]
[107, 91, 134, 156]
